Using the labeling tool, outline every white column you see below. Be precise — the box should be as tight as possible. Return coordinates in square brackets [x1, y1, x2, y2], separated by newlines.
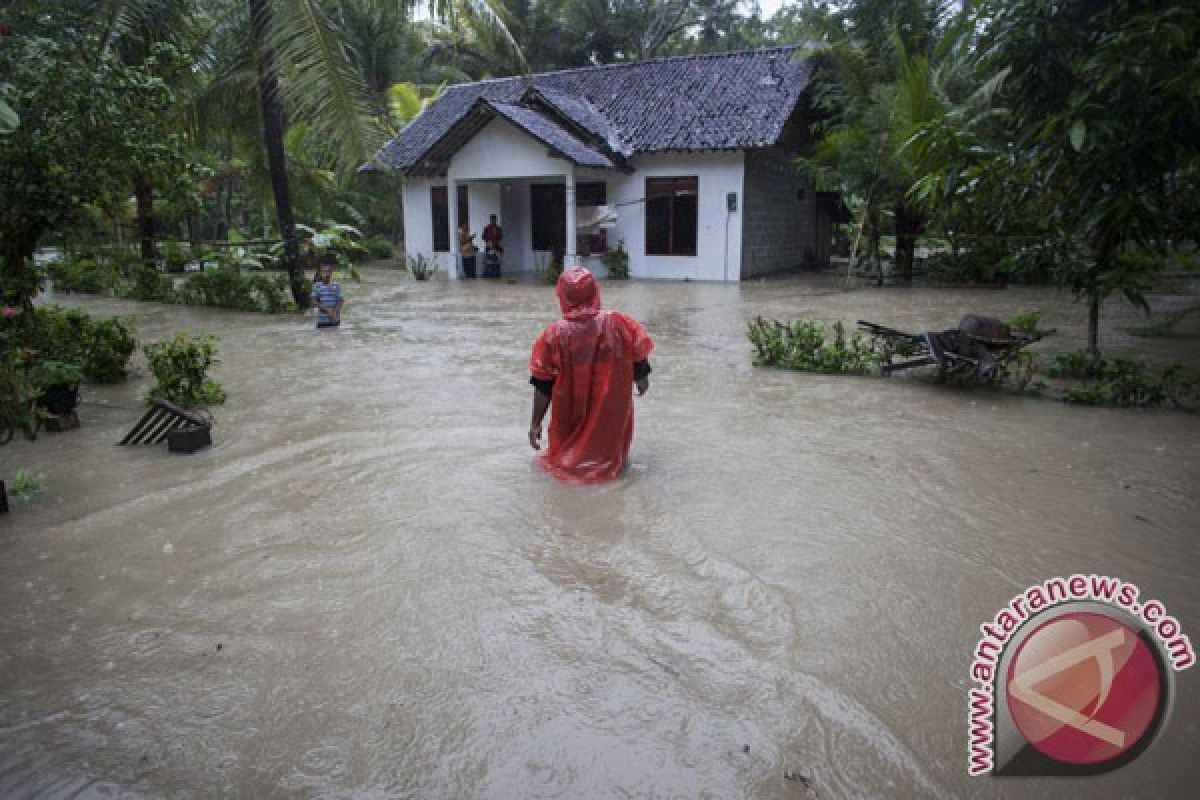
[448, 177, 460, 280]
[564, 170, 577, 267]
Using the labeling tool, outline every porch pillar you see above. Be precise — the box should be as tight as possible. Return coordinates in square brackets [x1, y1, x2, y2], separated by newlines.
[564, 171, 577, 267]
[448, 177, 460, 280]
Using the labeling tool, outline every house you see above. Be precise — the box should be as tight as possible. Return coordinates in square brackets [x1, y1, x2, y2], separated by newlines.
[371, 46, 839, 282]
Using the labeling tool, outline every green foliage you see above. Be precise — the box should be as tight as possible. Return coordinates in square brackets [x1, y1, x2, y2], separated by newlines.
[602, 241, 630, 280]
[30, 305, 137, 383]
[920, 0, 1200, 349]
[11, 468, 42, 500]
[28, 360, 83, 390]
[81, 316, 139, 383]
[0, 316, 38, 442]
[1008, 309, 1044, 334]
[143, 332, 226, 409]
[1045, 351, 1198, 409]
[747, 317, 881, 374]
[0, 21, 188, 309]
[176, 267, 295, 313]
[363, 236, 395, 260]
[46, 253, 125, 294]
[406, 253, 438, 281]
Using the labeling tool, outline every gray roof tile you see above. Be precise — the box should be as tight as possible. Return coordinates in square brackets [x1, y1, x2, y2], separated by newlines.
[375, 46, 812, 175]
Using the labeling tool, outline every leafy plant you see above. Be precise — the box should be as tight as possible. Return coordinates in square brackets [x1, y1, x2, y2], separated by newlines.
[1008, 309, 1045, 334]
[406, 253, 438, 281]
[11, 468, 42, 500]
[143, 332, 227, 408]
[1046, 350, 1198, 409]
[747, 317, 881, 374]
[30, 306, 137, 383]
[29, 360, 83, 390]
[363, 236, 395, 260]
[176, 267, 295, 313]
[602, 241, 630, 280]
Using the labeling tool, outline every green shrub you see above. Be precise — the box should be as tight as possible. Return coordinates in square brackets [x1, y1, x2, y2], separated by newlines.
[747, 317, 881, 374]
[82, 316, 138, 382]
[10, 468, 42, 499]
[143, 332, 227, 408]
[363, 236, 395, 260]
[1046, 350, 1198, 409]
[176, 267, 294, 313]
[29, 360, 83, 390]
[602, 241, 630, 280]
[1008, 309, 1045, 333]
[46, 253, 122, 294]
[31, 306, 137, 383]
[160, 241, 194, 273]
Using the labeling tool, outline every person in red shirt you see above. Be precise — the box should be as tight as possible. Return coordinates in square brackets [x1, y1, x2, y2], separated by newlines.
[528, 267, 654, 483]
[482, 214, 503, 253]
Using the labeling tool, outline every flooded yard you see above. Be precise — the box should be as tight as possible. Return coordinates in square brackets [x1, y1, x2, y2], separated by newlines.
[2, 269, 1198, 798]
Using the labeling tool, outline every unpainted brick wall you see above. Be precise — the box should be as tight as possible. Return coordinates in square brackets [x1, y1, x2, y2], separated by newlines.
[741, 149, 818, 278]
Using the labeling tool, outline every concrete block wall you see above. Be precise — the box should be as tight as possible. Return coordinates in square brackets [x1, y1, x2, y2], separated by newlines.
[740, 148, 819, 278]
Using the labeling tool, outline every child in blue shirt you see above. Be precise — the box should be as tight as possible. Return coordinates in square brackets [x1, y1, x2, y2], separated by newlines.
[311, 255, 344, 328]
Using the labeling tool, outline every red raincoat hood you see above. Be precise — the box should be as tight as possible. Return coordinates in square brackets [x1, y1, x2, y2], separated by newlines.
[556, 267, 602, 320]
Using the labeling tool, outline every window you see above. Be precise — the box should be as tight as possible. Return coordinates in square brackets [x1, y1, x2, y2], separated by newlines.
[575, 182, 607, 255]
[645, 177, 697, 256]
[431, 186, 448, 252]
[531, 182, 609, 253]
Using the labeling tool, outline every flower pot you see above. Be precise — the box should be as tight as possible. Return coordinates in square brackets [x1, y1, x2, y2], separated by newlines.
[37, 383, 79, 415]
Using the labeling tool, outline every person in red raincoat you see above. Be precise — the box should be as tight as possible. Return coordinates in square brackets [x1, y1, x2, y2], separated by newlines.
[528, 267, 654, 483]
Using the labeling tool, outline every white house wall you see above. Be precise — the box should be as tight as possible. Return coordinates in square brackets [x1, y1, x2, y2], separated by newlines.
[402, 141, 750, 282]
[611, 151, 745, 282]
[400, 178, 453, 274]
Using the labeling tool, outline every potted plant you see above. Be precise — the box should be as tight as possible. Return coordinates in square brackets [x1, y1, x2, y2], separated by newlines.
[30, 360, 84, 415]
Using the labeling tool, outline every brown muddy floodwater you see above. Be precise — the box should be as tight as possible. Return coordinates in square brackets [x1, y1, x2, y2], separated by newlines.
[2, 269, 1198, 799]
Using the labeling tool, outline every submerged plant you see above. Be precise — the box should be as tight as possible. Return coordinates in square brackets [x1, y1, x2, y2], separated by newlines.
[747, 317, 881, 374]
[143, 332, 227, 409]
[406, 253, 438, 281]
[11, 468, 42, 500]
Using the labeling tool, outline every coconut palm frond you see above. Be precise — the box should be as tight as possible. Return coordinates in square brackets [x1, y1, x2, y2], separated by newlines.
[269, 0, 389, 175]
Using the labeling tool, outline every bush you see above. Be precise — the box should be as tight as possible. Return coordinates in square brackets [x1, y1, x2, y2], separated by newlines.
[31, 306, 137, 383]
[747, 317, 881, 374]
[143, 332, 227, 408]
[29, 360, 83, 390]
[363, 236, 395, 260]
[602, 241, 630, 280]
[83, 316, 138, 382]
[1008, 309, 1045, 333]
[176, 267, 294, 313]
[1045, 350, 1198, 409]
[45, 252, 122, 294]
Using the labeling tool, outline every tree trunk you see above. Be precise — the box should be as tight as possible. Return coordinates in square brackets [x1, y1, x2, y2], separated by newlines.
[894, 200, 922, 287]
[1088, 291, 1100, 355]
[133, 172, 157, 265]
[248, 0, 308, 309]
[1, 230, 40, 317]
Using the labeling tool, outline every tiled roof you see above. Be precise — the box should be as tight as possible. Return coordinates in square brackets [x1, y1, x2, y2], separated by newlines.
[486, 102, 615, 168]
[375, 46, 812, 175]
